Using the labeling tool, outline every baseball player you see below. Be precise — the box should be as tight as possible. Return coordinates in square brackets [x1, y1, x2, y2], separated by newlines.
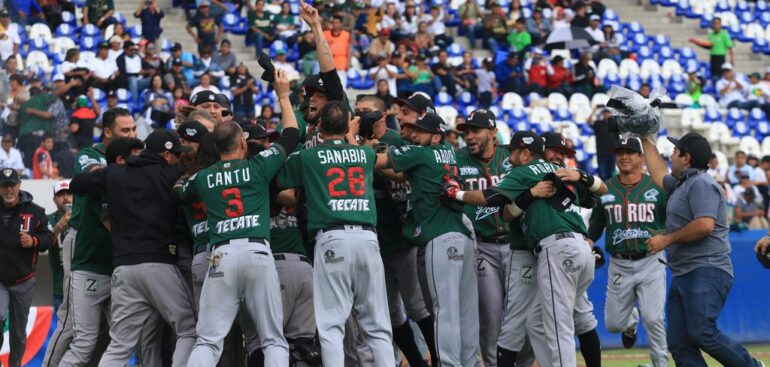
[373, 112, 479, 366]
[357, 95, 435, 367]
[588, 137, 669, 367]
[54, 108, 138, 367]
[541, 132, 603, 367]
[454, 108, 512, 367]
[47, 180, 72, 312]
[0, 168, 53, 367]
[276, 100, 395, 367]
[445, 131, 605, 367]
[176, 70, 299, 367]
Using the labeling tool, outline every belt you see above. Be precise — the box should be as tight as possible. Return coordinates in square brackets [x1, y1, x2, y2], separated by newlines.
[274, 253, 311, 264]
[212, 237, 267, 250]
[321, 225, 376, 233]
[612, 252, 647, 261]
[555, 232, 588, 241]
[479, 236, 509, 245]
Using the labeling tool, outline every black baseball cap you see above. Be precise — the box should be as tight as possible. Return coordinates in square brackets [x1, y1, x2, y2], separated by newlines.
[403, 112, 447, 135]
[757, 248, 770, 269]
[667, 132, 712, 169]
[177, 120, 209, 143]
[190, 90, 218, 106]
[214, 93, 231, 111]
[172, 42, 182, 51]
[242, 122, 280, 142]
[0, 9, 10, 18]
[456, 108, 496, 131]
[0, 168, 20, 185]
[98, 41, 110, 49]
[106, 89, 118, 99]
[301, 74, 327, 97]
[144, 129, 192, 155]
[172, 58, 183, 66]
[542, 131, 576, 155]
[395, 93, 435, 115]
[500, 131, 545, 154]
[613, 137, 643, 153]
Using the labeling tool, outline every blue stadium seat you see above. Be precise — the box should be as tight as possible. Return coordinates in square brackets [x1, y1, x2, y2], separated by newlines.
[81, 24, 100, 38]
[603, 9, 619, 21]
[129, 25, 142, 39]
[704, 106, 723, 123]
[509, 107, 527, 122]
[749, 108, 767, 127]
[753, 38, 770, 55]
[552, 107, 572, 121]
[701, 13, 714, 29]
[734, 121, 751, 136]
[726, 108, 746, 128]
[759, 12, 770, 27]
[348, 69, 375, 90]
[758, 1, 769, 12]
[269, 40, 289, 58]
[28, 37, 52, 58]
[113, 12, 127, 27]
[715, 0, 731, 12]
[55, 24, 76, 38]
[675, 0, 691, 17]
[435, 91, 453, 106]
[62, 11, 77, 26]
[80, 36, 99, 52]
[736, 0, 751, 12]
[656, 46, 674, 64]
[638, 45, 653, 60]
[222, 13, 240, 33]
[448, 43, 465, 57]
[458, 91, 476, 109]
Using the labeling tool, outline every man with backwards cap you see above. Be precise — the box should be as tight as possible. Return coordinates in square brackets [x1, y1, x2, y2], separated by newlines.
[453, 108, 512, 367]
[642, 132, 764, 367]
[189, 90, 232, 124]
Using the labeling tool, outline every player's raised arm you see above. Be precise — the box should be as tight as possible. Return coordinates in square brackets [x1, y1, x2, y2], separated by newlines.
[641, 136, 667, 189]
[299, 1, 334, 74]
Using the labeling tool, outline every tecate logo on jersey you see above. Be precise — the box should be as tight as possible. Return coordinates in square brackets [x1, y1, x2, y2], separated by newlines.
[327, 199, 371, 212]
[215, 215, 260, 234]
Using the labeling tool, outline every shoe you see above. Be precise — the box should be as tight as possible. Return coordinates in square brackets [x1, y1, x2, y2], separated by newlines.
[622, 328, 637, 349]
[257, 51, 275, 83]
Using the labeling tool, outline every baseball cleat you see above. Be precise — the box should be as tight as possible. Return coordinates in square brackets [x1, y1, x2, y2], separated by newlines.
[622, 328, 638, 349]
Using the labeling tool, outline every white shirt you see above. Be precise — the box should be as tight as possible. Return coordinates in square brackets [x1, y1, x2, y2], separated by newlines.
[108, 49, 122, 64]
[0, 146, 24, 171]
[369, 64, 399, 97]
[90, 56, 118, 80]
[380, 15, 397, 30]
[61, 61, 78, 74]
[124, 54, 142, 74]
[754, 166, 768, 185]
[190, 85, 221, 96]
[733, 184, 763, 205]
[423, 12, 446, 35]
[747, 82, 770, 103]
[475, 69, 495, 93]
[0, 26, 20, 61]
[400, 16, 419, 34]
[716, 78, 748, 107]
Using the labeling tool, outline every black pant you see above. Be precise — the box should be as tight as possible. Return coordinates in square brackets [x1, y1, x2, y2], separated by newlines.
[710, 54, 726, 82]
[18, 134, 41, 169]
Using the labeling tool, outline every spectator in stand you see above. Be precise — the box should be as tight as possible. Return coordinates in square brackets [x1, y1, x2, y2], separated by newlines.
[527, 52, 549, 94]
[0, 134, 24, 174]
[370, 29, 395, 65]
[41, 0, 76, 30]
[0, 10, 20, 64]
[17, 87, 59, 168]
[432, 50, 457, 96]
[547, 55, 572, 95]
[476, 58, 497, 108]
[717, 64, 757, 110]
[589, 106, 617, 180]
[584, 15, 605, 54]
[747, 155, 769, 206]
[258, 104, 274, 125]
[369, 55, 399, 97]
[116, 40, 152, 109]
[455, 51, 479, 96]
[69, 94, 100, 150]
[325, 15, 352, 85]
[459, 0, 483, 49]
[167, 43, 195, 85]
[496, 52, 525, 94]
[273, 2, 298, 42]
[134, 0, 164, 43]
[587, 0, 607, 17]
[10, 0, 45, 27]
[728, 150, 754, 185]
[507, 18, 532, 55]
[142, 42, 165, 77]
[230, 63, 259, 120]
[686, 68, 704, 106]
[2, 74, 29, 138]
[506, 0, 523, 27]
[32, 134, 58, 179]
[405, 55, 438, 97]
[747, 72, 770, 117]
[192, 45, 225, 85]
[143, 74, 175, 128]
[572, 52, 600, 96]
[552, 7, 571, 29]
[708, 154, 727, 182]
[190, 72, 221, 96]
[689, 18, 734, 81]
[571, 3, 590, 28]
[373, 79, 399, 129]
[763, 67, 770, 89]
[424, 4, 451, 48]
[759, 156, 770, 211]
[61, 49, 89, 91]
[525, 8, 552, 45]
[733, 174, 762, 206]
[107, 35, 123, 63]
[83, 0, 115, 29]
[247, 0, 274, 56]
[397, 4, 420, 40]
[484, 2, 510, 52]
[734, 189, 768, 229]
[381, 3, 399, 32]
[639, 82, 651, 98]
[273, 49, 300, 82]
[165, 58, 192, 98]
[414, 21, 434, 53]
[187, 1, 223, 53]
[173, 87, 189, 112]
[214, 40, 238, 76]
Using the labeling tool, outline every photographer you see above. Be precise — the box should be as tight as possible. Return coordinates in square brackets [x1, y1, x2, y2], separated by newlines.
[589, 106, 617, 180]
[134, 0, 164, 43]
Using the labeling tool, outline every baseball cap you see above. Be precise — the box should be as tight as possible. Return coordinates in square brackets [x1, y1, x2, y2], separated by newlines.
[0, 9, 9, 18]
[76, 95, 89, 108]
[242, 122, 280, 142]
[144, 129, 192, 155]
[456, 109, 496, 131]
[590, 14, 601, 21]
[613, 137, 643, 153]
[542, 131, 576, 155]
[98, 41, 110, 49]
[190, 90, 218, 106]
[721, 63, 733, 71]
[172, 58, 183, 66]
[301, 74, 328, 97]
[109, 35, 123, 44]
[500, 131, 545, 154]
[199, 0, 210, 7]
[214, 93, 232, 111]
[666, 132, 713, 169]
[403, 112, 447, 135]
[106, 89, 118, 99]
[394, 93, 435, 115]
[750, 72, 762, 79]
[275, 49, 286, 55]
[177, 120, 210, 143]
[54, 180, 71, 195]
[0, 168, 20, 185]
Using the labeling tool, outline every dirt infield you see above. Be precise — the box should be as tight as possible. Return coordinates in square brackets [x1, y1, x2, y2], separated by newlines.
[577, 344, 770, 366]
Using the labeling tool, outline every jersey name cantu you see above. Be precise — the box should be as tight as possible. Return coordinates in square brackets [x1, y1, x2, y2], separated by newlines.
[388, 144, 471, 246]
[589, 174, 668, 255]
[277, 139, 377, 233]
[456, 146, 512, 239]
[178, 145, 287, 245]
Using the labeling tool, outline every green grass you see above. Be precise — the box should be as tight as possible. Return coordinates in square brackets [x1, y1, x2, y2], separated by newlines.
[583, 344, 770, 366]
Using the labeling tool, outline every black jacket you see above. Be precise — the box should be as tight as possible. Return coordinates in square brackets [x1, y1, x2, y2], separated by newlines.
[70, 152, 183, 267]
[0, 191, 53, 285]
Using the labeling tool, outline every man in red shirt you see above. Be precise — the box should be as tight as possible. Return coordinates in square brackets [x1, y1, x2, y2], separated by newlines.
[527, 53, 548, 94]
[547, 55, 573, 95]
[32, 134, 57, 179]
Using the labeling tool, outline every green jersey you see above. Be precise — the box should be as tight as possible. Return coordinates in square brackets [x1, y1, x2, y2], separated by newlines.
[182, 201, 209, 253]
[277, 139, 377, 233]
[493, 159, 586, 249]
[589, 174, 667, 255]
[388, 144, 471, 246]
[455, 146, 512, 239]
[374, 129, 412, 255]
[46, 211, 65, 298]
[70, 144, 112, 276]
[178, 144, 287, 245]
[269, 205, 306, 255]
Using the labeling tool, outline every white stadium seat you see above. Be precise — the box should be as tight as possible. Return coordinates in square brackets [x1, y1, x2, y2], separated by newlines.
[661, 60, 684, 80]
[547, 92, 569, 110]
[436, 106, 459, 130]
[640, 59, 662, 80]
[500, 92, 525, 110]
[618, 59, 640, 80]
[699, 94, 719, 109]
[675, 94, 695, 107]
[739, 136, 761, 156]
[568, 93, 591, 114]
[761, 137, 770, 156]
[596, 59, 619, 80]
[29, 23, 53, 42]
[591, 93, 610, 108]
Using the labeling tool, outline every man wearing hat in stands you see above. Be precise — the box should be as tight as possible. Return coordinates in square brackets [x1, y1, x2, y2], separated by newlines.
[117, 40, 151, 109]
[187, 0, 223, 53]
[165, 57, 192, 97]
[716, 63, 756, 110]
[90, 41, 119, 92]
[642, 133, 764, 366]
[585, 15, 606, 53]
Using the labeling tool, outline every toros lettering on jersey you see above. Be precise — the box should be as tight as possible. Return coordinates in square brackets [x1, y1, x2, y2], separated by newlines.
[603, 203, 657, 225]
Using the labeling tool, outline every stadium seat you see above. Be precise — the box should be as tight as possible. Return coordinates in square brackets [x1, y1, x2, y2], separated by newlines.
[25, 51, 52, 74]
[661, 59, 683, 80]
[637, 45, 653, 61]
[81, 24, 100, 38]
[618, 59, 640, 80]
[726, 108, 746, 129]
[61, 11, 77, 26]
[749, 108, 767, 127]
[596, 59, 619, 80]
[681, 107, 705, 130]
[116, 88, 130, 103]
[734, 120, 751, 136]
[699, 94, 719, 109]
[79, 36, 99, 52]
[501, 92, 525, 110]
[80, 51, 96, 65]
[28, 37, 52, 58]
[568, 93, 591, 114]
[497, 123, 512, 144]
[488, 106, 503, 120]
[529, 106, 554, 131]
[640, 59, 662, 80]
[55, 24, 76, 38]
[603, 9, 619, 21]
[762, 136, 770, 155]
[547, 92, 568, 110]
[675, 94, 694, 107]
[591, 93, 610, 108]
[51, 37, 77, 56]
[222, 13, 240, 33]
[739, 136, 761, 155]
[29, 23, 53, 42]
[436, 106, 459, 130]
[603, 73, 621, 90]
[447, 43, 465, 57]
[435, 91, 453, 106]
[113, 12, 127, 27]
[348, 69, 374, 90]
[458, 91, 476, 109]
[92, 88, 106, 103]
